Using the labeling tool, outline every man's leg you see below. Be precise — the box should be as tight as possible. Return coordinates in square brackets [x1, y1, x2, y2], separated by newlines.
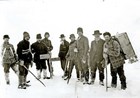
[4, 63, 10, 85]
[117, 65, 127, 90]
[89, 62, 97, 85]
[110, 65, 117, 88]
[98, 62, 105, 86]
[18, 63, 26, 89]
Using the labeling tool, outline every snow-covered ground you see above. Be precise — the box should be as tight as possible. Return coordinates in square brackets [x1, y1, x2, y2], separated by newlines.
[0, 0, 140, 98]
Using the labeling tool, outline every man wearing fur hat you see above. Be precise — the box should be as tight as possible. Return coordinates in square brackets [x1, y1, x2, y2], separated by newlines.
[17, 32, 32, 89]
[89, 30, 105, 85]
[41, 32, 54, 79]
[58, 34, 69, 78]
[31, 34, 49, 79]
[1, 35, 18, 85]
[76, 27, 89, 84]
[103, 32, 127, 90]
[65, 34, 79, 81]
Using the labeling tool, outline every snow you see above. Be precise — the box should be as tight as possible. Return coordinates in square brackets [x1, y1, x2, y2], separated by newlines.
[0, 0, 140, 98]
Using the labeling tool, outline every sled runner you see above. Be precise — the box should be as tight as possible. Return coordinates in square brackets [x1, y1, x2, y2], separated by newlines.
[115, 32, 138, 63]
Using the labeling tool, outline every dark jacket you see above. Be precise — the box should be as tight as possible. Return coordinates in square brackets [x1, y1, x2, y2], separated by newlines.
[58, 40, 69, 59]
[31, 41, 48, 62]
[66, 40, 77, 60]
[90, 39, 105, 64]
[103, 38, 125, 69]
[76, 35, 89, 59]
[41, 38, 53, 51]
[17, 39, 32, 63]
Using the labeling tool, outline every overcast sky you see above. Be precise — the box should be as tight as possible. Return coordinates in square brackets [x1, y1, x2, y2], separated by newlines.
[0, 0, 140, 57]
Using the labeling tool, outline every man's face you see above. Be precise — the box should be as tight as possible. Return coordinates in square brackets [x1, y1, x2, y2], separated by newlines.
[45, 34, 49, 38]
[61, 37, 65, 41]
[25, 36, 30, 41]
[37, 38, 42, 43]
[70, 37, 75, 42]
[104, 35, 111, 42]
[4, 38, 9, 42]
[77, 32, 83, 37]
[94, 34, 100, 39]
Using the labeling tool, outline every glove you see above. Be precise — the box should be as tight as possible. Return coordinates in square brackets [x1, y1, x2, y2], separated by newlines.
[19, 60, 24, 66]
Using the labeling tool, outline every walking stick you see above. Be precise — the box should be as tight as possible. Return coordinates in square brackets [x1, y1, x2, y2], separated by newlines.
[105, 59, 109, 92]
[106, 65, 108, 92]
[22, 65, 46, 87]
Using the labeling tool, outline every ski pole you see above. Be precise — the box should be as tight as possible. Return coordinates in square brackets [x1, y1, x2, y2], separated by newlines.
[22, 65, 46, 87]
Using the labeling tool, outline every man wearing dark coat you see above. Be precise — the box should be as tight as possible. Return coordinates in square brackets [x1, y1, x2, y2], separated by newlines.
[89, 30, 105, 85]
[31, 34, 49, 79]
[76, 27, 89, 84]
[58, 34, 69, 78]
[17, 32, 32, 89]
[103, 32, 127, 90]
[41, 32, 54, 79]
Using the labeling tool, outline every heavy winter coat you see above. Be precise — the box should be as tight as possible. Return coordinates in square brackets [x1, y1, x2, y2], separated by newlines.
[90, 39, 105, 64]
[17, 40, 32, 63]
[1, 42, 16, 64]
[66, 40, 77, 61]
[58, 40, 69, 59]
[103, 38, 125, 69]
[41, 38, 53, 51]
[76, 35, 89, 59]
[31, 41, 48, 62]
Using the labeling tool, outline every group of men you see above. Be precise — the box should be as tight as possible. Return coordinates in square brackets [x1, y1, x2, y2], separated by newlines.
[1, 27, 127, 90]
[58, 27, 127, 90]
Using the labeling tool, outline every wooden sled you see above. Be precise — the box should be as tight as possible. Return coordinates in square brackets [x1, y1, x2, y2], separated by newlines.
[115, 32, 138, 63]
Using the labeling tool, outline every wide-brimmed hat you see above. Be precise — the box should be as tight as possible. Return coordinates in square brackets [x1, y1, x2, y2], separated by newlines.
[36, 34, 42, 39]
[59, 34, 65, 38]
[93, 30, 102, 35]
[69, 34, 75, 39]
[3, 35, 10, 39]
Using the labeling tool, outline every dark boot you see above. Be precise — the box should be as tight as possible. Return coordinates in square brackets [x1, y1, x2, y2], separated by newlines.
[83, 71, 89, 85]
[18, 76, 26, 89]
[121, 83, 127, 90]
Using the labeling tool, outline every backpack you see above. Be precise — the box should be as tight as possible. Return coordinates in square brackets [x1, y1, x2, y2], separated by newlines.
[111, 36, 127, 60]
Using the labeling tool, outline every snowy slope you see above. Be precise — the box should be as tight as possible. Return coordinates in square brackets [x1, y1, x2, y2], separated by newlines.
[0, 60, 140, 98]
[0, 0, 140, 98]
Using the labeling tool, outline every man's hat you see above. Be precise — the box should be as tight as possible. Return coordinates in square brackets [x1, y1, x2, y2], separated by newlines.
[103, 32, 111, 37]
[59, 34, 65, 38]
[77, 27, 83, 33]
[93, 30, 102, 35]
[3, 35, 10, 39]
[44, 32, 50, 37]
[69, 34, 75, 39]
[23, 31, 30, 38]
[36, 34, 42, 39]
